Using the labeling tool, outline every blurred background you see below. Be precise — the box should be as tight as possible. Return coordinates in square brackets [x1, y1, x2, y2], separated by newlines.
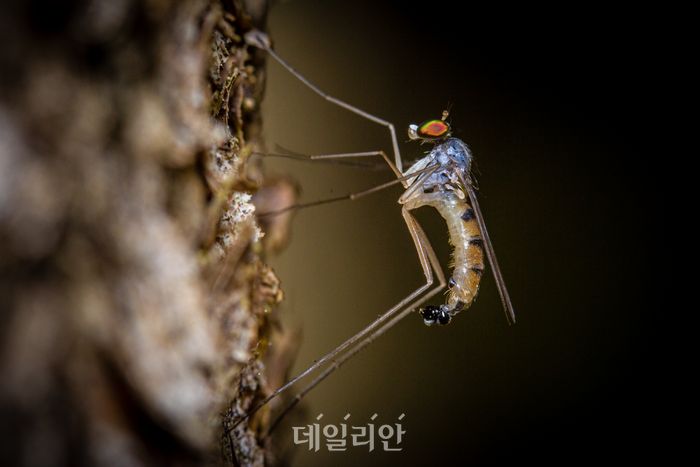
[0, 0, 655, 465]
[261, 0, 650, 465]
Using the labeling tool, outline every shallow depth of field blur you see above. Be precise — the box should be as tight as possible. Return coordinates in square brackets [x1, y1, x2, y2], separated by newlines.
[259, 1, 647, 465]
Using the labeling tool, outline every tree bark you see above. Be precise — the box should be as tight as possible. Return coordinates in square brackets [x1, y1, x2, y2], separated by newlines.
[0, 1, 294, 465]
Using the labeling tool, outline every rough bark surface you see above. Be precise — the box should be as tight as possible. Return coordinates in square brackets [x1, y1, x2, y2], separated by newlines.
[0, 1, 294, 465]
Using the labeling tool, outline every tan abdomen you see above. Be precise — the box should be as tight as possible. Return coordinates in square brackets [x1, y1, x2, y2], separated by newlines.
[443, 201, 484, 312]
[404, 191, 484, 313]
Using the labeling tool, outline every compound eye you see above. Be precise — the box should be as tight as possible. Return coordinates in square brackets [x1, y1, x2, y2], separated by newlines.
[418, 119, 450, 139]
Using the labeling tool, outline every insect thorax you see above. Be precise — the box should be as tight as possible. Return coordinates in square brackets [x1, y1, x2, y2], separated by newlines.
[431, 138, 472, 169]
[413, 138, 472, 195]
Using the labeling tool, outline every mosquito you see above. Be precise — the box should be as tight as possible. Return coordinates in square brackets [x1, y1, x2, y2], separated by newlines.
[237, 30, 516, 434]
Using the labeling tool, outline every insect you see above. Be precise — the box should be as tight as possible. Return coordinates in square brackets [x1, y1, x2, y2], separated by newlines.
[237, 30, 516, 434]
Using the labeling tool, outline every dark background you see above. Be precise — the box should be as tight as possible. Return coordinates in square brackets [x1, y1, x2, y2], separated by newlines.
[262, 1, 652, 465]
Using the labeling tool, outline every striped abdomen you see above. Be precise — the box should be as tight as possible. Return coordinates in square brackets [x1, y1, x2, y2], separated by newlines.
[406, 191, 484, 314]
[443, 196, 484, 313]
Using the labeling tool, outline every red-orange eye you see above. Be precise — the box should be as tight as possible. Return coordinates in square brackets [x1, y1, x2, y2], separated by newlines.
[418, 119, 449, 138]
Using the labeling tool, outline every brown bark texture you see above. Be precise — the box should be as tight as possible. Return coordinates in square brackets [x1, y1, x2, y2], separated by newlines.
[0, 1, 297, 465]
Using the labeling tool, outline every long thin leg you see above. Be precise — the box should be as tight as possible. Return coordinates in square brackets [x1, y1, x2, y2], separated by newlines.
[239, 29, 436, 431]
[231, 207, 437, 431]
[258, 164, 437, 217]
[245, 30, 405, 173]
[397, 166, 441, 205]
[254, 148, 403, 180]
[264, 211, 446, 435]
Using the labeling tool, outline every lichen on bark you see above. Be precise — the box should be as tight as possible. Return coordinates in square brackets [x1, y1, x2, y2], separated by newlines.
[0, 1, 293, 465]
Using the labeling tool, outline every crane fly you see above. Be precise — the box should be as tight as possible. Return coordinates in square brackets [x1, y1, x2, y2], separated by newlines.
[236, 29, 516, 435]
